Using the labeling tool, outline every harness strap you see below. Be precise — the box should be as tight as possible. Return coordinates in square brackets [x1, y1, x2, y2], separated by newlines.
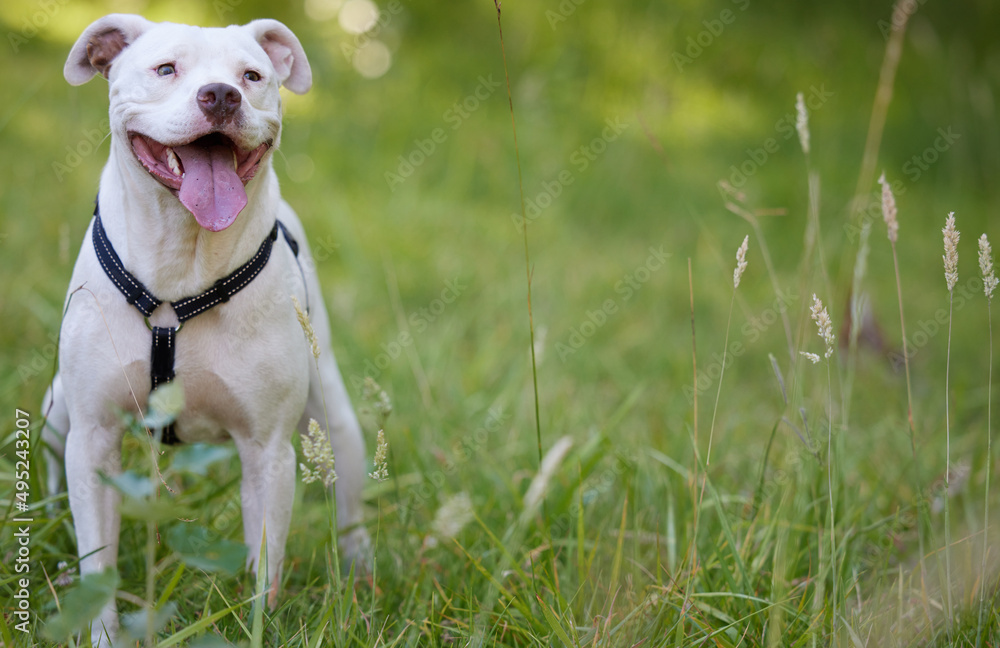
[92, 214, 161, 317]
[171, 224, 279, 321]
[150, 326, 177, 389]
[91, 202, 303, 445]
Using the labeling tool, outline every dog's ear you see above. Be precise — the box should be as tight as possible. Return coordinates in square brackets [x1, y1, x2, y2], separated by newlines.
[245, 19, 312, 95]
[65, 14, 155, 85]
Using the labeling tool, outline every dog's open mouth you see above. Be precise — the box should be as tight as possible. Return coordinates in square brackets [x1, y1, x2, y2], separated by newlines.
[130, 132, 271, 232]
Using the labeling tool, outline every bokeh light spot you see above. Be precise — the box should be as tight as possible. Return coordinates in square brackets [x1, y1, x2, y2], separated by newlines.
[352, 40, 392, 79]
[338, 0, 379, 34]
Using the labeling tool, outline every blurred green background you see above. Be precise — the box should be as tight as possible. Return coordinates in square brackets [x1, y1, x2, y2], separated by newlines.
[2, 0, 1000, 577]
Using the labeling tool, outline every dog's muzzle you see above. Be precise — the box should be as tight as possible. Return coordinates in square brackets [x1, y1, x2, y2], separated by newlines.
[130, 131, 271, 232]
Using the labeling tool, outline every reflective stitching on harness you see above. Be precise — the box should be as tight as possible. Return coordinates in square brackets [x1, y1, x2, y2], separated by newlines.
[92, 219, 161, 316]
[172, 231, 275, 320]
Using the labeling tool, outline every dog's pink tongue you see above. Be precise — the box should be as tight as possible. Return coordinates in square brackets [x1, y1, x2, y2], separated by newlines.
[175, 142, 247, 231]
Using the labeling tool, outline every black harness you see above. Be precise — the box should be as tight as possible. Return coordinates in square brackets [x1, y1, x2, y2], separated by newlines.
[90, 202, 303, 444]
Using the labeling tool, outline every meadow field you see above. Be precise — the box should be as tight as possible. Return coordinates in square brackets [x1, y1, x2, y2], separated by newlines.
[2, 0, 1000, 645]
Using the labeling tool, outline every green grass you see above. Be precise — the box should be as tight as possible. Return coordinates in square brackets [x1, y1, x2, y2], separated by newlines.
[2, 0, 1000, 645]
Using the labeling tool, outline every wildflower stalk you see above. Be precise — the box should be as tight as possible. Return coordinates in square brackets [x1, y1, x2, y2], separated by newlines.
[489, 6, 555, 634]
[493, 0, 543, 474]
[942, 212, 959, 631]
[682, 237, 747, 640]
[292, 295, 341, 591]
[878, 175, 912, 426]
[367, 425, 389, 634]
[878, 174, 929, 601]
[841, 0, 910, 433]
[978, 233, 996, 643]
[722, 197, 795, 365]
[706, 235, 748, 466]
[795, 91, 830, 312]
[809, 294, 837, 636]
[825, 356, 835, 638]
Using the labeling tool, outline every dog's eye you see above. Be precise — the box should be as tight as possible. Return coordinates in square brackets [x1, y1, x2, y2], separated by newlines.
[243, 70, 262, 82]
[156, 64, 176, 77]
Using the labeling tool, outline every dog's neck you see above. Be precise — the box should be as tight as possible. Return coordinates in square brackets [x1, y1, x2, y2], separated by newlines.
[97, 144, 281, 303]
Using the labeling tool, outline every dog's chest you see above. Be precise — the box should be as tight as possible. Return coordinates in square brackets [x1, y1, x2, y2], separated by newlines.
[161, 297, 312, 442]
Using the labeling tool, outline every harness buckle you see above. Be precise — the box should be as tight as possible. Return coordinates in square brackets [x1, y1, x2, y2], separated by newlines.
[127, 287, 159, 316]
[211, 277, 233, 304]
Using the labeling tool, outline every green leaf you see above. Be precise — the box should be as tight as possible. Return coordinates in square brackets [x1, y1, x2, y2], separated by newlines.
[536, 595, 576, 647]
[166, 524, 248, 575]
[144, 380, 185, 429]
[142, 409, 176, 431]
[121, 602, 177, 640]
[101, 470, 155, 499]
[43, 568, 118, 640]
[171, 443, 236, 476]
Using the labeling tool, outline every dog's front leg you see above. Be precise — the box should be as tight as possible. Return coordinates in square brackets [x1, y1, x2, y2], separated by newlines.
[235, 435, 296, 607]
[65, 424, 123, 647]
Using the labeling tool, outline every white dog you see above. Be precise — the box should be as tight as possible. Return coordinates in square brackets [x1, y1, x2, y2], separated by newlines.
[43, 14, 368, 645]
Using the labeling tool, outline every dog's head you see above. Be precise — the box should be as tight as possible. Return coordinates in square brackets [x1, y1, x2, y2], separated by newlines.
[65, 14, 311, 232]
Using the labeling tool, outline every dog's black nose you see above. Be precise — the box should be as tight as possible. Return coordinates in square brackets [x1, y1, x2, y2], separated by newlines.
[197, 83, 242, 122]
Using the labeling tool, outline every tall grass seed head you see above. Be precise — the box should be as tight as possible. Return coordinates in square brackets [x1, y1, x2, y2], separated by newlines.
[878, 172, 899, 244]
[300, 418, 337, 488]
[362, 376, 393, 421]
[369, 429, 389, 481]
[733, 235, 749, 288]
[942, 212, 959, 292]
[800, 351, 821, 364]
[291, 295, 320, 359]
[795, 91, 810, 155]
[979, 233, 998, 302]
[523, 436, 574, 513]
[810, 294, 836, 358]
[431, 492, 475, 542]
[55, 561, 75, 587]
